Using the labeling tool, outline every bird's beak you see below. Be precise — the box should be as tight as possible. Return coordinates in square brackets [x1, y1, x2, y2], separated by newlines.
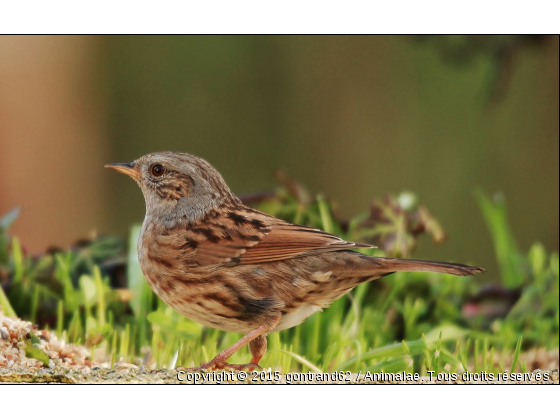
[104, 162, 139, 179]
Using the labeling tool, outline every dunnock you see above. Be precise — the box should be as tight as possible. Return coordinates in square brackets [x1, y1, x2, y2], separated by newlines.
[106, 152, 484, 371]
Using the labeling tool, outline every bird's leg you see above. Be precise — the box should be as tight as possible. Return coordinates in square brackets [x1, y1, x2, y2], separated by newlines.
[248, 335, 267, 371]
[183, 325, 269, 372]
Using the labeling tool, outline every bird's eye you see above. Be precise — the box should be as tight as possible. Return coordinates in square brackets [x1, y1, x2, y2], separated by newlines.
[151, 164, 165, 177]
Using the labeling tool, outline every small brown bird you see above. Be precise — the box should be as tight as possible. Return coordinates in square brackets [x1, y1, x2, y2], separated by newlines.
[106, 152, 484, 371]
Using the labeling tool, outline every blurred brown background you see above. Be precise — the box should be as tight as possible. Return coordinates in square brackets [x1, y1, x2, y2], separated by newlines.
[0, 35, 558, 275]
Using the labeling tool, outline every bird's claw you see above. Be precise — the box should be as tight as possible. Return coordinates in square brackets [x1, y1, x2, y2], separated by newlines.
[178, 360, 262, 372]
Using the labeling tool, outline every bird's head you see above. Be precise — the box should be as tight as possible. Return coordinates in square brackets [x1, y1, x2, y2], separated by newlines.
[105, 151, 239, 222]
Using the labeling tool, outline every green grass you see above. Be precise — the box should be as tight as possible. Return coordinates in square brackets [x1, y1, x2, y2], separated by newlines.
[0, 189, 558, 374]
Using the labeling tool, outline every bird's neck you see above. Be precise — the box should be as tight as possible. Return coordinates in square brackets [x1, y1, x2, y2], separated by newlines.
[144, 191, 240, 227]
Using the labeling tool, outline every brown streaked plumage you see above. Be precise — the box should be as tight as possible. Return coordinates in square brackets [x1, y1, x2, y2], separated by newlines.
[106, 151, 484, 371]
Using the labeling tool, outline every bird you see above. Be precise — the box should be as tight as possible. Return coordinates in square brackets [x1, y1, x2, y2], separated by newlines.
[105, 151, 484, 371]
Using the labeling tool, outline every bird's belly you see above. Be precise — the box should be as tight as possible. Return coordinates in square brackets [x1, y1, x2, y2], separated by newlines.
[141, 269, 259, 334]
[137, 231, 243, 331]
[273, 303, 322, 332]
[166, 295, 248, 333]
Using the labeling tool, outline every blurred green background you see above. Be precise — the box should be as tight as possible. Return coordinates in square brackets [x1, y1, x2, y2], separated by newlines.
[0, 35, 558, 276]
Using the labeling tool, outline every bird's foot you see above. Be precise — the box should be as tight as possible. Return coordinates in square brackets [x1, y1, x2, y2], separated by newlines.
[178, 357, 261, 372]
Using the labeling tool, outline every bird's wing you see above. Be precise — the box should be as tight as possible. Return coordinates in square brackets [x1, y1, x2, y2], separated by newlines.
[239, 221, 373, 264]
[179, 207, 373, 266]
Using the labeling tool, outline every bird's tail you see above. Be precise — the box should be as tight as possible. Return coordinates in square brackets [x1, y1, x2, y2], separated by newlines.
[370, 257, 484, 277]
